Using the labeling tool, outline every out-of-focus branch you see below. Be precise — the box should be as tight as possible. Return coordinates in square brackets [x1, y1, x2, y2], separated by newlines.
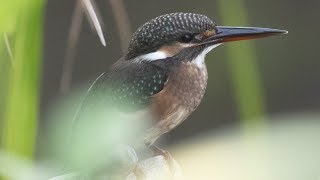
[49, 146, 182, 180]
[82, 0, 106, 46]
[59, 1, 83, 94]
[108, 0, 131, 54]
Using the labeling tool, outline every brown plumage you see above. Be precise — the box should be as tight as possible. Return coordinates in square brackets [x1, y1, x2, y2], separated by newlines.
[147, 62, 208, 145]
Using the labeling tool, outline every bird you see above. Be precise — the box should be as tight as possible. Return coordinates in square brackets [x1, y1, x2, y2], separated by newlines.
[72, 12, 287, 160]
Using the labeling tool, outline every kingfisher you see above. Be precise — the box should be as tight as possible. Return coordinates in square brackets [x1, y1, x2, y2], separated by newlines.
[73, 13, 287, 159]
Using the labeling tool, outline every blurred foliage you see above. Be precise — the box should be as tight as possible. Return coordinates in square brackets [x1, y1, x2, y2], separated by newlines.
[45, 93, 149, 172]
[1, 113, 319, 179]
[173, 114, 320, 180]
[0, 0, 45, 162]
[217, 0, 266, 127]
[1, 85, 149, 179]
[0, 0, 24, 33]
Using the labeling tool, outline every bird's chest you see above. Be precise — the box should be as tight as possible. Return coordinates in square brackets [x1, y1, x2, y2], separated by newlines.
[152, 62, 208, 121]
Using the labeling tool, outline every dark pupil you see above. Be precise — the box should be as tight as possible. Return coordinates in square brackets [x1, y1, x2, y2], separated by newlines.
[180, 34, 193, 43]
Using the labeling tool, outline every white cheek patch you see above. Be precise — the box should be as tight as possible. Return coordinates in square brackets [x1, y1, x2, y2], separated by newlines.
[193, 43, 222, 68]
[134, 43, 194, 62]
[134, 43, 222, 64]
[134, 50, 171, 62]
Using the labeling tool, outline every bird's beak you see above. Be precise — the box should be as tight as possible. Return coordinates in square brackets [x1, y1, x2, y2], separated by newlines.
[204, 26, 288, 45]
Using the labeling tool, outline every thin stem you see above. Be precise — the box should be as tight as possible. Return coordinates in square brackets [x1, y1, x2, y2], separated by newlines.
[81, 0, 106, 46]
[60, 1, 83, 94]
[108, 0, 131, 54]
[3, 33, 14, 66]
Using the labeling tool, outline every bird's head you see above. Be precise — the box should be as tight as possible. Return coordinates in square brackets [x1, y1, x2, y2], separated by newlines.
[125, 12, 287, 64]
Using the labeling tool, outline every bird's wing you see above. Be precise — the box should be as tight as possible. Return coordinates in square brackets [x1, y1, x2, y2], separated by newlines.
[72, 60, 169, 125]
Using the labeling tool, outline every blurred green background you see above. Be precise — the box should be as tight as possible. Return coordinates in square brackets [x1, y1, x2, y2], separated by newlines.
[0, 0, 320, 179]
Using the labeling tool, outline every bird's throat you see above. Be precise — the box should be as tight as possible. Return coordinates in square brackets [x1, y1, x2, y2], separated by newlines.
[192, 43, 222, 68]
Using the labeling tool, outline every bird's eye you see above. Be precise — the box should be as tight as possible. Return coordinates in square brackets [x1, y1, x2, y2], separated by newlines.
[180, 34, 193, 43]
